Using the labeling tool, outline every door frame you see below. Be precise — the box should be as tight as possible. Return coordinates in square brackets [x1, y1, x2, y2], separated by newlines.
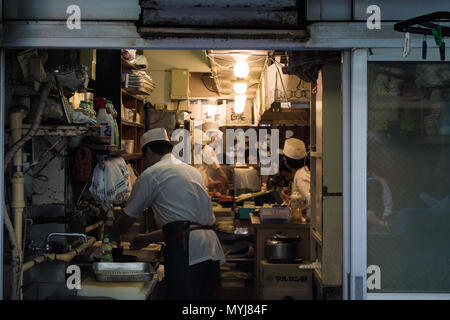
[348, 48, 369, 300]
[349, 47, 450, 300]
[0, 49, 5, 301]
[0, 20, 411, 301]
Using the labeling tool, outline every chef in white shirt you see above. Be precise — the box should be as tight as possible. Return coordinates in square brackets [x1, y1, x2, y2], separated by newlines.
[282, 138, 311, 218]
[193, 122, 228, 192]
[110, 128, 225, 300]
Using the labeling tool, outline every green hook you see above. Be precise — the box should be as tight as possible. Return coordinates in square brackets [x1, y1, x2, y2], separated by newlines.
[432, 25, 443, 47]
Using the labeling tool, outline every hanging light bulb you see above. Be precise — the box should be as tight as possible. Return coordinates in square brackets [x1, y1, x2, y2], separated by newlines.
[233, 82, 248, 94]
[207, 104, 217, 117]
[234, 102, 245, 114]
[234, 62, 249, 78]
[235, 94, 246, 104]
[234, 94, 246, 114]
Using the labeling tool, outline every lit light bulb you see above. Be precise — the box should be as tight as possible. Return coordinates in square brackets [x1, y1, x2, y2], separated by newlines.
[234, 103, 245, 114]
[233, 82, 248, 94]
[207, 104, 217, 117]
[233, 62, 249, 78]
[234, 94, 246, 114]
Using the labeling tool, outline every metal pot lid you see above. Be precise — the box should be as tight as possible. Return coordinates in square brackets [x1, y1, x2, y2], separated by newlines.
[272, 235, 301, 243]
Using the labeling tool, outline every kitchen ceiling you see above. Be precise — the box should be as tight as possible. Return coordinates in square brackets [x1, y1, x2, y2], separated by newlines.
[206, 50, 271, 99]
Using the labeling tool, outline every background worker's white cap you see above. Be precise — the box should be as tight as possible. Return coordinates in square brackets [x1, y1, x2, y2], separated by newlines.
[202, 122, 223, 139]
[193, 128, 208, 146]
[283, 138, 307, 160]
[141, 128, 170, 150]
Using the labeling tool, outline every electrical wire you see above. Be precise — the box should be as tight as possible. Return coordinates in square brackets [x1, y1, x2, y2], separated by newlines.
[4, 82, 52, 170]
[268, 56, 310, 125]
[269, 56, 289, 104]
[200, 73, 223, 94]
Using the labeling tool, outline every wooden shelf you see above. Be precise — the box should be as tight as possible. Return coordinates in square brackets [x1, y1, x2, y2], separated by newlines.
[225, 258, 254, 263]
[123, 153, 143, 160]
[122, 120, 145, 128]
[121, 89, 145, 102]
[20, 124, 100, 137]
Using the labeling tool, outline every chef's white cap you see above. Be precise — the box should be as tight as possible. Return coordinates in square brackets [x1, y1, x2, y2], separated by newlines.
[202, 122, 223, 139]
[141, 128, 170, 150]
[283, 138, 306, 160]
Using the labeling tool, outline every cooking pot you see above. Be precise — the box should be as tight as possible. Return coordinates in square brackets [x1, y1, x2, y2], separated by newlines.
[264, 234, 302, 263]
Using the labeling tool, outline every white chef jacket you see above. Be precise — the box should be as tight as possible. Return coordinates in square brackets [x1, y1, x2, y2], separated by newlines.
[368, 175, 393, 218]
[124, 153, 225, 266]
[292, 166, 311, 217]
[193, 144, 221, 188]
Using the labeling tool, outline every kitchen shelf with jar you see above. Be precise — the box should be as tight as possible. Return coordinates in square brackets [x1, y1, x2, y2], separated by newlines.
[120, 52, 155, 173]
[95, 49, 153, 174]
[121, 120, 145, 129]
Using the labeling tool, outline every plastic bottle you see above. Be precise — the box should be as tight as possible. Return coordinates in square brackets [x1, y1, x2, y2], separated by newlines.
[105, 105, 115, 148]
[106, 100, 120, 150]
[105, 206, 115, 228]
[100, 234, 114, 262]
[95, 97, 113, 145]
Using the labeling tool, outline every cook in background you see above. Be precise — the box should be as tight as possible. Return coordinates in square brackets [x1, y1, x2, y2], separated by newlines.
[110, 128, 225, 300]
[193, 122, 228, 194]
[282, 138, 311, 218]
[276, 156, 294, 204]
[367, 170, 393, 229]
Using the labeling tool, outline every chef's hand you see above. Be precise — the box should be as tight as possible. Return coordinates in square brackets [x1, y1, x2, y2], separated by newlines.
[130, 234, 152, 250]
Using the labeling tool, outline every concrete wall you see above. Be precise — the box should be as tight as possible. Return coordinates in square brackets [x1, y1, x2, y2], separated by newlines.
[5, 0, 446, 23]
[307, 0, 450, 21]
[144, 50, 211, 110]
[4, 0, 140, 20]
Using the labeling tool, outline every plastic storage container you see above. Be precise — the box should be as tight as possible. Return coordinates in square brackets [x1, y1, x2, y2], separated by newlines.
[259, 207, 291, 223]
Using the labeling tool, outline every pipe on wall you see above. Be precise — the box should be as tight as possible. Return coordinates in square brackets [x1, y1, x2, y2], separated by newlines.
[10, 110, 26, 256]
[85, 220, 104, 240]
[22, 237, 96, 272]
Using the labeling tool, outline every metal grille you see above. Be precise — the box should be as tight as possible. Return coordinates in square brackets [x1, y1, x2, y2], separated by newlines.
[367, 62, 450, 293]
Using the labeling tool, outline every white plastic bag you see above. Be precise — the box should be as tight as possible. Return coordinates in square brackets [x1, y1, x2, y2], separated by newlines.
[89, 157, 131, 210]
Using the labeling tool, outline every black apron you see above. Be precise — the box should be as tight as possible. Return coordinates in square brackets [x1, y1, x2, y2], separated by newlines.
[162, 221, 216, 300]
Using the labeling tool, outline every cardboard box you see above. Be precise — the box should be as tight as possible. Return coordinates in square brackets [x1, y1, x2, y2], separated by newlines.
[260, 261, 313, 300]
